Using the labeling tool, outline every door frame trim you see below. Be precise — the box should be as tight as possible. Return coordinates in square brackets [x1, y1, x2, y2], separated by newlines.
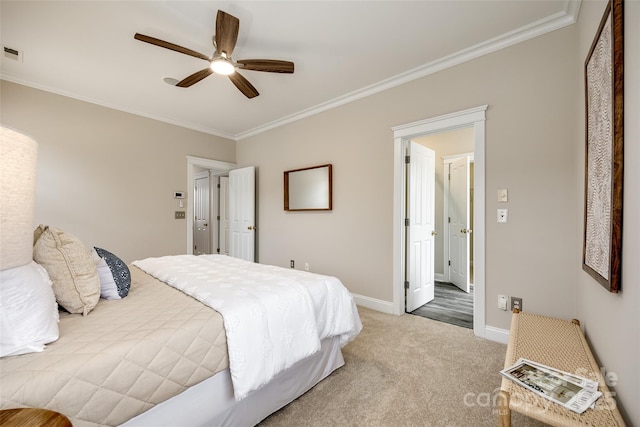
[391, 105, 488, 338]
[186, 156, 236, 255]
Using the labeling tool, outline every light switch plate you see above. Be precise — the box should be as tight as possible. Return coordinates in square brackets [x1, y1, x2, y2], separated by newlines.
[498, 294, 508, 311]
[497, 189, 508, 202]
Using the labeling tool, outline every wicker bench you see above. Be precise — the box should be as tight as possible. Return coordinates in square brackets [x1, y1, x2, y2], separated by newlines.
[498, 311, 626, 427]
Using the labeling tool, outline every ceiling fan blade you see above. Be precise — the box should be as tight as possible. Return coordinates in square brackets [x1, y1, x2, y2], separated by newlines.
[237, 59, 294, 74]
[134, 33, 210, 61]
[176, 68, 214, 87]
[228, 72, 259, 99]
[215, 10, 239, 56]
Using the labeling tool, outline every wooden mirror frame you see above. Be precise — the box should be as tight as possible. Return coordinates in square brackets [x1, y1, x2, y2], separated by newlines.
[284, 164, 332, 211]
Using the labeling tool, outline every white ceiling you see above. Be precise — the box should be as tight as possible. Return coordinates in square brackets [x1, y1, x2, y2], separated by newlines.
[1, 1, 579, 140]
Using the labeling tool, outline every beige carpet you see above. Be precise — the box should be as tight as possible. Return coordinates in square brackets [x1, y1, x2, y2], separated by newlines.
[259, 307, 547, 427]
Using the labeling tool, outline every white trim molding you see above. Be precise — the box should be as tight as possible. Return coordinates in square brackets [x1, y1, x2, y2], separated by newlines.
[238, 2, 580, 140]
[352, 294, 394, 315]
[2, 2, 580, 141]
[484, 326, 510, 345]
[392, 105, 488, 340]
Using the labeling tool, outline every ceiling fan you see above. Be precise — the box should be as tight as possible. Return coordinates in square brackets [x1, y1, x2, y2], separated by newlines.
[134, 10, 294, 99]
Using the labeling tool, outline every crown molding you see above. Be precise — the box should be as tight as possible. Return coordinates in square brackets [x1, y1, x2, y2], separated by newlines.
[236, 0, 581, 141]
[0, 74, 237, 141]
[2, 1, 581, 142]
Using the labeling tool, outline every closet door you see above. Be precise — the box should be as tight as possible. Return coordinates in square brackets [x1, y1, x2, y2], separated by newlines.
[193, 171, 211, 255]
[229, 166, 255, 262]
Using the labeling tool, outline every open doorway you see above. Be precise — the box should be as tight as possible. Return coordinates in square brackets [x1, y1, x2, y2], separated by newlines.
[392, 105, 488, 339]
[187, 156, 256, 262]
[186, 156, 235, 256]
[409, 127, 474, 328]
[193, 170, 230, 255]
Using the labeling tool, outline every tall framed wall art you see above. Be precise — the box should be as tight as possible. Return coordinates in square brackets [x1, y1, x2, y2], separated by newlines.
[583, 0, 624, 293]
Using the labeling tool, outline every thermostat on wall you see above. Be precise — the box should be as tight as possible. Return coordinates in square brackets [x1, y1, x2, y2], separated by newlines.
[174, 191, 185, 199]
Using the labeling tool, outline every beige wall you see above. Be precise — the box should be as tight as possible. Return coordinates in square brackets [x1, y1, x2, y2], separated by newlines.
[1, 4, 637, 422]
[575, 1, 639, 424]
[238, 104, 395, 301]
[0, 80, 235, 263]
[238, 24, 579, 317]
[415, 127, 474, 277]
[236, 8, 639, 421]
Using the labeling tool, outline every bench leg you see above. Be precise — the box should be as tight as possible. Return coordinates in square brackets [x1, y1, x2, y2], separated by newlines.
[498, 390, 511, 427]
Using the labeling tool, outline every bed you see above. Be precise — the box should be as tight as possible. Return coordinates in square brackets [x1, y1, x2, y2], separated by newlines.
[0, 249, 361, 426]
[0, 127, 361, 426]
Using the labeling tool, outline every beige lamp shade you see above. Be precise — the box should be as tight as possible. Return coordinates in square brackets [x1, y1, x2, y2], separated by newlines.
[0, 126, 38, 270]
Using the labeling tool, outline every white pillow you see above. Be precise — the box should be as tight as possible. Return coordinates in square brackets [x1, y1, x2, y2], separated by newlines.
[92, 249, 120, 299]
[0, 261, 59, 358]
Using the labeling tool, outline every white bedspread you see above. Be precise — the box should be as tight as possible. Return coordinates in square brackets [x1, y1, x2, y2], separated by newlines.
[132, 255, 361, 400]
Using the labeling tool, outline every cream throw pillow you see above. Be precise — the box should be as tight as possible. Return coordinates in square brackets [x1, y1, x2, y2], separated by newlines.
[33, 225, 100, 315]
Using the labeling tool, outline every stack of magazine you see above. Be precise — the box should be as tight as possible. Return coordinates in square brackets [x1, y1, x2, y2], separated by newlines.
[500, 358, 602, 414]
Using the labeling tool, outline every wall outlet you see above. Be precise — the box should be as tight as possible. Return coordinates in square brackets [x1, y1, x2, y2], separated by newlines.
[497, 209, 508, 223]
[511, 297, 523, 312]
[290, 260, 295, 268]
[304, 262, 309, 271]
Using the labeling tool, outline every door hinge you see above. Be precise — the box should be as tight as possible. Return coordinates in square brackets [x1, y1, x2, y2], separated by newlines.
[405, 218, 410, 226]
[217, 248, 220, 253]
[405, 155, 410, 164]
[217, 215, 220, 220]
[448, 217, 451, 223]
[217, 183, 221, 188]
[448, 260, 451, 266]
[404, 281, 410, 290]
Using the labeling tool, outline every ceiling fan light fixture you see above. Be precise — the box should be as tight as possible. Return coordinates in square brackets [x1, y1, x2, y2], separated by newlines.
[134, 10, 292, 98]
[210, 58, 235, 75]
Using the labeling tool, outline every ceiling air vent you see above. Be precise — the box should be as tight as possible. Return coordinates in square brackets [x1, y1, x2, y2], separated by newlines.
[3, 46, 23, 62]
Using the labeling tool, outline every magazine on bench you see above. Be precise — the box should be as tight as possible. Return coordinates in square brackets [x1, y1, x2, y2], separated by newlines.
[500, 358, 602, 414]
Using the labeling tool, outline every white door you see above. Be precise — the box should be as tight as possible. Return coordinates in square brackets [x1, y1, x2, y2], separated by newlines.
[229, 166, 255, 261]
[193, 172, 211, 255]
[405, 142, 436, 312]
[449, 157, 470, 292]
[218, 176, 230, 255]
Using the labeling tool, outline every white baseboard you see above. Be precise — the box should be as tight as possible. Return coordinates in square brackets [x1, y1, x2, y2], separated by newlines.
[435, 273, 445, 282]
[484, 325, 510, 344]
[352, 293, 511, 345]
[352, 293, 394, 314]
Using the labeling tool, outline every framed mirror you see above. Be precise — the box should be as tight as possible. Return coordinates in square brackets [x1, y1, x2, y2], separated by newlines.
[284, 164, 332, 211]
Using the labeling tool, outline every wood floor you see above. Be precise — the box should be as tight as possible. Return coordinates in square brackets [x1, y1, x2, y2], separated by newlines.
[409, 281, 473, 329]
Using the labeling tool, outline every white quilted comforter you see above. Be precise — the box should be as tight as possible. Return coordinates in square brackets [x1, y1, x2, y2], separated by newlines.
[133, 255, 362, 400]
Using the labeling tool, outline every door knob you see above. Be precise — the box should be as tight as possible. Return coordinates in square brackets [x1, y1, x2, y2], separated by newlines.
[461, 228, 468, 234]
[248, 226, 256, 230]
[431, 230, 438, 236]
